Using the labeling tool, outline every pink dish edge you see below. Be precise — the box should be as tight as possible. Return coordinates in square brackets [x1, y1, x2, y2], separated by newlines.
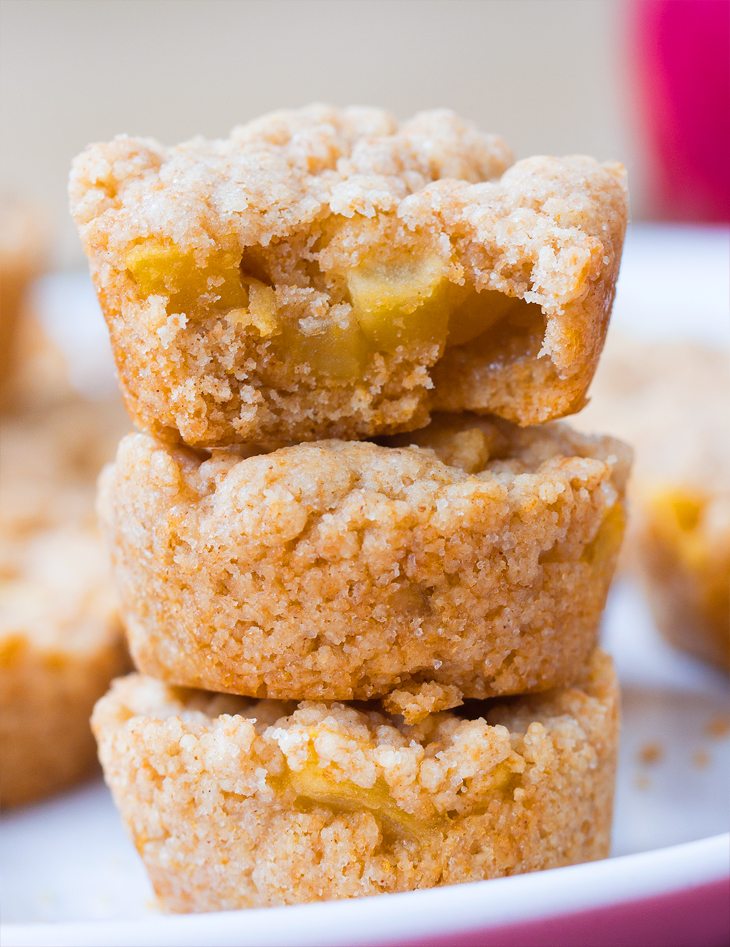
[394, 877, 730, 947]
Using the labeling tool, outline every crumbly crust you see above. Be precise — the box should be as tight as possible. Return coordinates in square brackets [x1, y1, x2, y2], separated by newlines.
[99, 414, 630, 701]
[70, 105, 627, 447]
[93, 649, 618, 912]
[381, 681, 465, 724]
[579, 337, 730, 671]
[0, 397, 130, 806]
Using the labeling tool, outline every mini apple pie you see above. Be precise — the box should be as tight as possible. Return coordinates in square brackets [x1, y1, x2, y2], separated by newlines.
[578, 337, 730, 671]
[92, 649, 618, 912]
[0, 397, 129, 807]
[98, 414, 630, 701]
[639, 488, 729, 670]
[70, 106, 627, 448]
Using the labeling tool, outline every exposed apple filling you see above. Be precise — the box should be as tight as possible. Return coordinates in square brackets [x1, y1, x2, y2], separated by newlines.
[582, 503, 626, 566]
[538, 503, 625, 567]
[125, 239, 540, 381]
[646, 489, 708, 571]
[272, 752, 518, 840]
[279, 762, 438, 839]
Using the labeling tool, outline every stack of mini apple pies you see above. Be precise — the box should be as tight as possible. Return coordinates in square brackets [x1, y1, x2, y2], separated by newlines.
[70, 106, 630, 912]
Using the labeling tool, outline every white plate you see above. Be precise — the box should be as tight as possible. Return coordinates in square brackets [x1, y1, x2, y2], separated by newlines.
[2, 224, 729, 946]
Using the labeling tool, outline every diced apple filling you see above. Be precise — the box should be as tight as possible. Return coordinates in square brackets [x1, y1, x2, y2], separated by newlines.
[446, 288, 522, 347]
[284, 762, 436, 839]
[582, 503, 626, 566]
[346, 256, 452, 352]
[227, 279, 279, 338]
[126, 241, 246, 313]
[654, 490, 703, 533]
[276, 311, 370, 380]
[648, 490, 707, 570]
[276, 754, 517, 840]
[125, 240, 535, 379]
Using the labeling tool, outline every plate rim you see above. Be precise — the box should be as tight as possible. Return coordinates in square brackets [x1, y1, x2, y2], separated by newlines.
[4, 833, 728, 947]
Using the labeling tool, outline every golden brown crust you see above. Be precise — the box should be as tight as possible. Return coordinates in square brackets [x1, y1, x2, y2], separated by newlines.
[99, 415, 630, 701]
[429, 155, 626, 424]
[70, 106, 627, 447]
[92, 649, 619, 912]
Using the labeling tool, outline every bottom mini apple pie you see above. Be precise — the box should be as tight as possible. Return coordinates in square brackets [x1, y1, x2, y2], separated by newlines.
[93, 649, 618, 912]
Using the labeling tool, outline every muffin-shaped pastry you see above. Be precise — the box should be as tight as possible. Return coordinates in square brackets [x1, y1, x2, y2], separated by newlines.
[0, 397, 129, 807]
[99, 414, 630, 702]
[70, 105, 627, 448]
[0, 523, 127, 807]
[579, 337, 730, 672]
[93, 649, 619, 912]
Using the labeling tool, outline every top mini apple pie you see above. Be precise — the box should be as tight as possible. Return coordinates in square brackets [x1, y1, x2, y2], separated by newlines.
[70, 106, 627, 448]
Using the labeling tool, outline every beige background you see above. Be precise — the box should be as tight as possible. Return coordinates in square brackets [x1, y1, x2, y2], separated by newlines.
[0, 0, 642, 265]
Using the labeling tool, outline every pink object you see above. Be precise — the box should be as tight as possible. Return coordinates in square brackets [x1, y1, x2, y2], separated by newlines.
[632, 0, 730, 222]
[393, 879, 730, 947]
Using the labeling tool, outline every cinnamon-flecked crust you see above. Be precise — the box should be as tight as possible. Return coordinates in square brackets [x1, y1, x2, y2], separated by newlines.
[0, 397, 129, 807]
[99, 414, 630, 701]
[70, 105, 627, 447]
[93, 649, 618, 912]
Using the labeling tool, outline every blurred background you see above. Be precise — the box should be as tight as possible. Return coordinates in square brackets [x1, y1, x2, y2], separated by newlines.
[1, 0, 728, 266]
